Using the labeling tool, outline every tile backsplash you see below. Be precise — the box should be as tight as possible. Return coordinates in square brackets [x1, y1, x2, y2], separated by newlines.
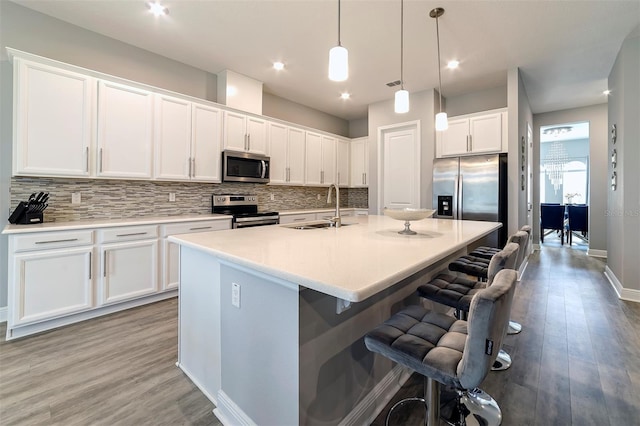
[9, 177, 369, 223]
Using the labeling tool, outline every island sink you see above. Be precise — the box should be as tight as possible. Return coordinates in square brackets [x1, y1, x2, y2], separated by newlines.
[282, 222, 355, 230]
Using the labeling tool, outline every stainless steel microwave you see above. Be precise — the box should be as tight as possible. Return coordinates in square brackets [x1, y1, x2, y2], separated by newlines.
[222, 150, 270, 183]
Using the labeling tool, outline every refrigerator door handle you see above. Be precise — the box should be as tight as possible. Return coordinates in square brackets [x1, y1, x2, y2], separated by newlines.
[458, 174, 463, 220]
[453, 175, 460, 220]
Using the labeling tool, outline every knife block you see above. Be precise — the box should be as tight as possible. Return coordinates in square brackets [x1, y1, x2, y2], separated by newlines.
[18, 211, 44, 224]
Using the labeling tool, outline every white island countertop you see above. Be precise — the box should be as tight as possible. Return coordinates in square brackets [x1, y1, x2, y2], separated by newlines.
[169, 215, 500, 302]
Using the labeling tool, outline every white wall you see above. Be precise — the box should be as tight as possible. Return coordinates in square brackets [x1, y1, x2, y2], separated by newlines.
[533, 104, 608, 254]
[607, 27, 640, 293]
[446, 85, 507, 117]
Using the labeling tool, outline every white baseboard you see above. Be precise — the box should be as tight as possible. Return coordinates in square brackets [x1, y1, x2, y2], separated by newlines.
[0, 306, 6, 323]
[339, 364, 412, 426]
[587, 249, 607, 258]
[214, 390, 257, 426]
[604, 266, 640, 303]
[176, 362, 218, 406]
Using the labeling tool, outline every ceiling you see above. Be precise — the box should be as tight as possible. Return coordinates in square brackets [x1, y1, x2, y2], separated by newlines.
[10, 0, 640, 121]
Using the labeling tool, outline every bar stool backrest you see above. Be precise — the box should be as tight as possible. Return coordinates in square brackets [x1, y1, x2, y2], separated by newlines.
[457, 269, 518, 389]
[487, 242, 519, 285]
[508, 231, 529, 270]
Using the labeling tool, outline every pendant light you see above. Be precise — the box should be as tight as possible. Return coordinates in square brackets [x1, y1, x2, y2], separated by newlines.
[430, 7, 448, 131]
[329, 0, 348, 82]
[394, 0, 409, 113]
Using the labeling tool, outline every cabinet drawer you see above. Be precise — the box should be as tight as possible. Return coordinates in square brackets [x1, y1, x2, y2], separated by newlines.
[99, 225, 158, 243]
[279, 213, 317, 224]
[13, 230, 94, 252]
[162, 220, 230, 237]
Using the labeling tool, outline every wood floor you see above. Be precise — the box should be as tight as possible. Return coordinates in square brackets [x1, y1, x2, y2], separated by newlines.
[1, 241, 638, 425]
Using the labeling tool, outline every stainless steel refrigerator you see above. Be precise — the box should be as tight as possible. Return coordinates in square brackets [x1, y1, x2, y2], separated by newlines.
[432, 153, 508, 248]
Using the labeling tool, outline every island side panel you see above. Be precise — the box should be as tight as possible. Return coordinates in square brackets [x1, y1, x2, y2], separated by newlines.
[217, 262, 300, 426]
[177, 245, 222, 404]
[298, 252, 462, 425]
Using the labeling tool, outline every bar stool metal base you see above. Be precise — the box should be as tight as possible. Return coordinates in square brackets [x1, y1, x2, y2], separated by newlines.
[491, 349, 512, 371]
[507, 320, 522, 335]
[460, 388, 503, 426]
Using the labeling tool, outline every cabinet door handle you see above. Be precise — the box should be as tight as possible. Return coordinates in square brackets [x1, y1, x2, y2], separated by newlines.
[244, 134, 248, 151]
[293, 218, 306, 221]
[466, 135, 470, 152]
[362, 173, 366, 185]
[115, 232, 148, 237]
[187, 157, 192, 177]
[192, 158, 196, 177]
[337, 172, 340, 183]
[85, 147, 89, 172]
[103, 251, 107, 278]
[286, 167, 290, 182]
[321, 170, 324, 184]
[99, 148, 104, 173]
[247, 134, 251, 151]
[189, 226, 212, 231]
[89, 252, 92, 279]
[35, 238, 79, 244]
[469, 135, 472, 151]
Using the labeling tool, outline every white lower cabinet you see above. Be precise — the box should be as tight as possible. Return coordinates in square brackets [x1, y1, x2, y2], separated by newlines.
[5, 218, 230, 340]
[100, 239, 158, 305]
[279, 213, 318, 224]
[161, 220, 231, 291]
[12, 246, 94, 325]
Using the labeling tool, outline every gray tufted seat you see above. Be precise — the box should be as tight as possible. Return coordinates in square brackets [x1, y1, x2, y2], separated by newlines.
[365, 269, 518, 426]
[418, 243, 519, 318]
[448, 231, 529, 281]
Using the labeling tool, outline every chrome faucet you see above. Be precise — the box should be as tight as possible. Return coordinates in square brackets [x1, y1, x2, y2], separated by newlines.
[327, 184, 341, 228]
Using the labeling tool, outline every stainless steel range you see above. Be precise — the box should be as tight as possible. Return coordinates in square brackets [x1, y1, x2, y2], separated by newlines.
[212, 194, 279, 229]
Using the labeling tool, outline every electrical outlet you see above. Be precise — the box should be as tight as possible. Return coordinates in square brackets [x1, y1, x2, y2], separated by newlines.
[270, 193, 275, 201]
[169, 193, 176, 202]
[71, 192, 81, 204]
[232, 283, 241, 308]
[317, 194, 321, 200]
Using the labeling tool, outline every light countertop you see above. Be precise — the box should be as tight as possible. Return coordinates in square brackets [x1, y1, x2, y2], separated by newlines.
[2, 214, 232, 235]
[169, 215, 500, 302]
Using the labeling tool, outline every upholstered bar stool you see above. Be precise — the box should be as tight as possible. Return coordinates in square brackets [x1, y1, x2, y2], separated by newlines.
[417, 243, 519, 371]
[365, 269, 518, 426]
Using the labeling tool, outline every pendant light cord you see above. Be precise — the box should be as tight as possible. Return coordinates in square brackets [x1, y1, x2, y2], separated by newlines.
[338, 0, 341, 46]
[436, 13, 443, 113]
[400, 0, 404, 90]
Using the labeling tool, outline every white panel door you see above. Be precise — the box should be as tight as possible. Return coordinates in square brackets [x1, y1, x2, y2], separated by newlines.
[383, 126, 419, 209]
[305, 132, 323, 185]
[287, 127, 306, 185]
[321, 135, 336, 185]
[246, 116, 267, 154]
[469, 113, 502, 153]
[438, 118, 469, 157]
[155, 95, 192, 180]
[13, 247, 93, 325]
[337, 139, 350, 187]
[101, 240, 158, 304]
[191, 104, 222, 182]
[14, 60, 94, 177]
[223, 111, 247, 151]
[97, 81, 153, 178]
[268, 122, 288, 184]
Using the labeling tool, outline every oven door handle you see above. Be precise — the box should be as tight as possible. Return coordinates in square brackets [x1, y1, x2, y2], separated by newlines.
[234, 218, 279, 228]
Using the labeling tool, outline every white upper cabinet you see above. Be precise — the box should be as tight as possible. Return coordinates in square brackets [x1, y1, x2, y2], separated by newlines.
[306, 133, 337, 186]
[268, 122, 306, 185]
[287, 127, 306, 185]
[13, 59, 94, 177]
[350, 137, 369, 188]
[97, 80, 154, 178]
[191, 104, 222, 182]
[223, 111, 267, 154]
[155, 95, 192, 180]
[337, 138, 350, 187]
[436, 110, 506, 158]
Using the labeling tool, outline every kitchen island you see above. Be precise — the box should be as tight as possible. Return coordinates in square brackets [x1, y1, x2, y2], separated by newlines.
[169, 215, 500, 426]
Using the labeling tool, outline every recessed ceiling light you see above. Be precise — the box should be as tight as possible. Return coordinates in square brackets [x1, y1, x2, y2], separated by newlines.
[603, 89, 611, 95]
[341, 93, 350, 100]
[447, 60, 459, 69]
[273, 62, 285, 71]
[147, 1, 168, 17]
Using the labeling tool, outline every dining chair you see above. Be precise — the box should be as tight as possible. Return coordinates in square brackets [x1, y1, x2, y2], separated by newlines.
[540, 204, 566, 244]
[567, 204, 588, 245]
